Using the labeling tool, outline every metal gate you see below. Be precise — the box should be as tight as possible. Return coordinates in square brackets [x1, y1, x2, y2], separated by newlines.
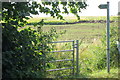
[45, 40, 79, 78]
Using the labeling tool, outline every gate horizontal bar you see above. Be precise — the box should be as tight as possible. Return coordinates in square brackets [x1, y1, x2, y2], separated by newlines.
[46, 67, 74, 72]
[49, 40, 74, 43]
[48, 59, 73, 63]
[49, 50, 73, 53]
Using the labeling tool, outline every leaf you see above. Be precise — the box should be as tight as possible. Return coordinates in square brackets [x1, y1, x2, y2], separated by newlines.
[24, 17, 30, 20]
[38, 52, 42, 55]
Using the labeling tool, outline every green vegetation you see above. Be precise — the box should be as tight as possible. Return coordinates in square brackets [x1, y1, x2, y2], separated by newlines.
[26, 16, 119, 78]
[2, 1, 87, 79]
[42, 23, 105, 42]
[90, 68, 118, 78]
[26, 22, 106, 42]
[2, 0, 118, 79]
[75, 68, 118, 78]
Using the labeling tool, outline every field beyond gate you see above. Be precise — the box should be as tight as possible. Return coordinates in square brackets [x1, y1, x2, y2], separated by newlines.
[45, 40, 79, 78]
[26, 16, 119, 78]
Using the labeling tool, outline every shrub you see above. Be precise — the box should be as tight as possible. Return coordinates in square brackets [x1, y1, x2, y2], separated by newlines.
[79, 26, 119, 74]
[97, 26, 119, 69]
[2, 23, 61, 78]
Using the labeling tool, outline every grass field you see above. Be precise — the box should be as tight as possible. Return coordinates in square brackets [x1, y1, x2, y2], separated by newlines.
[27, 16, 119, 25]
[42, 23, 105, 42]
[26, 16, 119, 78]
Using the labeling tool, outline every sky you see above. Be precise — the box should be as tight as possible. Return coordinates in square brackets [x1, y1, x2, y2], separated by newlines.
[80, 0, 120, 16]
[118, 1, 120, 12]
[33, 0, 120, 17]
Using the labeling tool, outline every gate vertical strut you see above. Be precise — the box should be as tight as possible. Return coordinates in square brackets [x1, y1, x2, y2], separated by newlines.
[72, 41, 75, 75]
[76, 40, 79, 76]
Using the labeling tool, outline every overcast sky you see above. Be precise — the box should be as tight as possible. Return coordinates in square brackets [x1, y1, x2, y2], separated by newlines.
[80, 0, 119, 16]
[33, 0, 120, 17]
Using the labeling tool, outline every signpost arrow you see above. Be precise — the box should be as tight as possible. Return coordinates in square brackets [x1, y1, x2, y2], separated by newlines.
[98, 2, 110, 73]
[98, 4, 108, 9]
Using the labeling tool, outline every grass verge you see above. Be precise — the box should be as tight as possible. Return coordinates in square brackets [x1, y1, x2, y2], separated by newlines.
[74, 68, 118, 78]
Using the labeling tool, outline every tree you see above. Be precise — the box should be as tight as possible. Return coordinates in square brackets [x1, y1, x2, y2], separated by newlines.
[2, 1, 87, 25]
[2, 1, 87, 78]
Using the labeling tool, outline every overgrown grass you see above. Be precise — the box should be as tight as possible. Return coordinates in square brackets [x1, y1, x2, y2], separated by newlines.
[74, 68, 118, 78]
[90, 68, 118, 78]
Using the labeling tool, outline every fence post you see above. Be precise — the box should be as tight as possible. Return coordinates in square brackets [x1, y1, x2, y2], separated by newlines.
[72, 41, 75, 75]
[42, 44, 46, 78]
[76, 40, 79, 76]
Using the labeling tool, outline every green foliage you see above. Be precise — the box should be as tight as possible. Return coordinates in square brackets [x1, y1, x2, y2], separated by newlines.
[82, 26, 119, 72]
[2, 1, 87, 78]
[75, 68, 118, 78]
[41, 1, 87, 20]
[90, 68, 118, 78]
[83, 26, 118, 73]
[2, 23, 60, 78]
[101, 26, 119, 67]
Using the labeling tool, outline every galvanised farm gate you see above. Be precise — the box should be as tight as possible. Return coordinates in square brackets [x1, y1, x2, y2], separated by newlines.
[45, 40, 79, 78]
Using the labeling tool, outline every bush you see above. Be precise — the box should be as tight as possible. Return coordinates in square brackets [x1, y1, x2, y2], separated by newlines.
[79, 26, 119, 74]
[2, 23, 61, 78]
[97, 26, 119, 69]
